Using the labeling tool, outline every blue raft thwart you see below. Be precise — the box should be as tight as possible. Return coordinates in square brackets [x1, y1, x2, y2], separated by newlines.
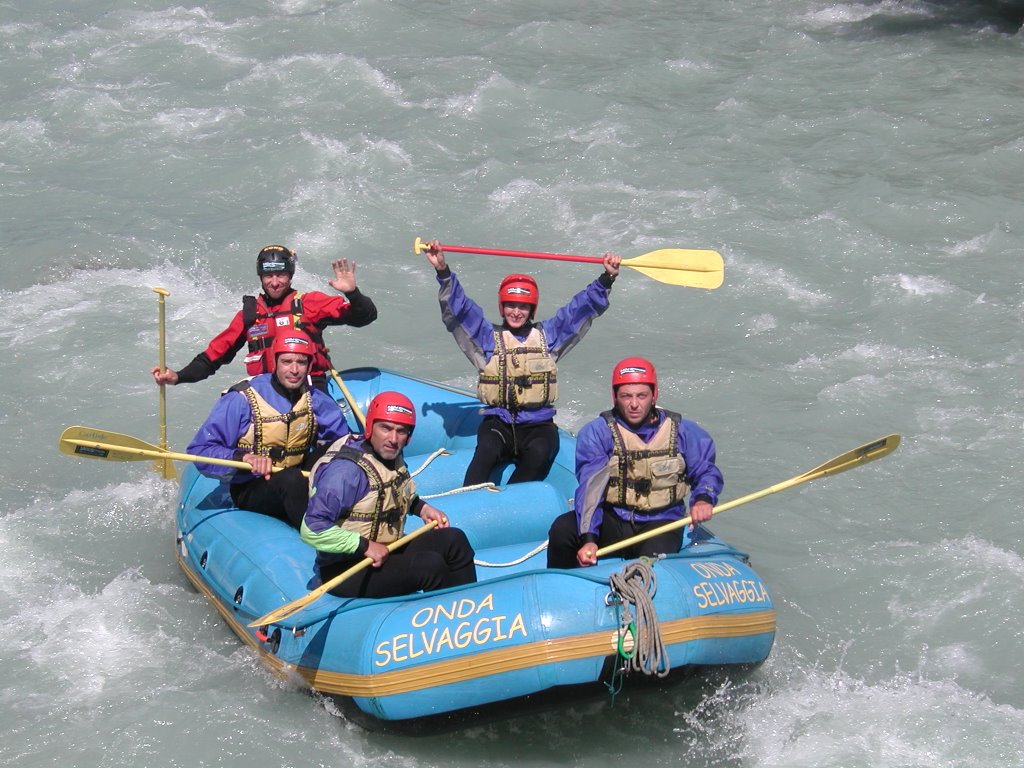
[175, 367, 775, 726]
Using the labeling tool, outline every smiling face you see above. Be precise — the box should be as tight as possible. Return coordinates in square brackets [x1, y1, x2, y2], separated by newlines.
[614, 383, 655, 428]
[274, 352, 310, 390]
[501, 301, 533, 330]
[368, 419, 412, 461]
[260, 272, 293, 302]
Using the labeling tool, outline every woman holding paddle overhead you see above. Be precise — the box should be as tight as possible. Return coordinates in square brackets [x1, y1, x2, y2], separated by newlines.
[422, 239, 621, 486]
[546, 357, 722, 568]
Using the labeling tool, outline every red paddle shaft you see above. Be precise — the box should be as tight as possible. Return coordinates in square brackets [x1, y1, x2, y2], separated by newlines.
[423, 242, 606, 266]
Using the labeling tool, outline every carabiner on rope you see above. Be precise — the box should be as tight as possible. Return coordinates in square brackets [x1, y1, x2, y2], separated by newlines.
[617, 621, 637, 660]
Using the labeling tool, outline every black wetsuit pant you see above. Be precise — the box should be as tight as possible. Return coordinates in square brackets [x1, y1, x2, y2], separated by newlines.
[230, 468, 309, 528]
[320, 528, 477, 598]
[546, 509, 685, 569]
[229, 444, 331, 528]
[464, 416, 559, 486]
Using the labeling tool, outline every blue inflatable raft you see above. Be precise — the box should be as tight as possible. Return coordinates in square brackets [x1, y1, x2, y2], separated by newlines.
[175, 367, 776, 727]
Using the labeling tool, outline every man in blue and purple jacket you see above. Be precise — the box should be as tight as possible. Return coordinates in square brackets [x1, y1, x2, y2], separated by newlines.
[547, 357, 723, 568]
[187, 330, 351, 527]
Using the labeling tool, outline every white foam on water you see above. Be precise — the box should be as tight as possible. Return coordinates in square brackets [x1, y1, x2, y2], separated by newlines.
[894, 273, 955, 296]
[731, 258, 832, 308]
[16, 570, 193, 699]
[883, 536, 1024, 634]
[667, 57, 713, 73]
[944, 231, 993, 257]
[0, 117, 57, 160]
[125, 5, 220, 36]
[0, 261, 241, 364]
[561, 122, 634, 153]
[234, 51, 407, 105]
[267, 0, 335, 14]
[301, 131, 414, 172]
[802, 1, 931, 28]
[0, 479, 198, 704]
[148, 106, 245, 138]
[0, 474, 381, 766]
[433, 72, 511, 117]
[733, 665, 1024, 768]
[746, 313, 779, 337]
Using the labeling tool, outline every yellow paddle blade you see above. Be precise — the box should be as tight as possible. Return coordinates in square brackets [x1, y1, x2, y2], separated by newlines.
[59, 426, 162, 461]
[247, 573, 348, 628]
[622, 249, 724, 289]
[59, 424, 303, 477]
[596, 434, 900, 558]
[799, 434, 900, 481]
[715, 433, 901, 514]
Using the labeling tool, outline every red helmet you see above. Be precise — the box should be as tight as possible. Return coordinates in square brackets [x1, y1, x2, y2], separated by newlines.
[257, 245, 297, 276]
[364, 391, 417, 439]
[611, 357, 658, 402]
[498, 274, 539, 318]
[271, 329, 314, 369]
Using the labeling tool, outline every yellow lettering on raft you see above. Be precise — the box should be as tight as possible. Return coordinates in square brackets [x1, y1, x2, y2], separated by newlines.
[692, 579, 770, 610]
[374, 607, 529, 668]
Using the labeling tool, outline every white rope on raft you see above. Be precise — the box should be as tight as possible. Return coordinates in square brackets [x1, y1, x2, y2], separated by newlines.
[473, 540, 549, 568]
[409, 448, 449, 478]
[420, 481, 495, 499]
[410, 448, 496, 495]
[410, 452, 550, 568]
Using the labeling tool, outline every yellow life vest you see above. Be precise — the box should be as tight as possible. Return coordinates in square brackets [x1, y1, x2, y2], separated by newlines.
[602, 409, 688, 512]
[235, 383, 316, 469]
[308, 436, 416, 544]
[477, 326, 557, 411]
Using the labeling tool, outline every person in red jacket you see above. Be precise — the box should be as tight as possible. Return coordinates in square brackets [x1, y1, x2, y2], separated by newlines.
[151, 245, 377, 391]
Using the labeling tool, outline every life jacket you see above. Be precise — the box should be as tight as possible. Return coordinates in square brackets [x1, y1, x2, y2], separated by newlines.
[233, 381, 316, 469]
[308, 436, 416, 544]
[241, 291, 332, 375]
[477, 326, 557, 411]
[601, 409, 689, 513]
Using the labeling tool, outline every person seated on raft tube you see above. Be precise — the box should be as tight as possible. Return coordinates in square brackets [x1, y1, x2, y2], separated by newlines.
[422, 238, 621, 486]
[151, 244, 377, 392]
[301, 391, 477, 598]
[187, 330, 351, 528]
[546, 357, 722, 569]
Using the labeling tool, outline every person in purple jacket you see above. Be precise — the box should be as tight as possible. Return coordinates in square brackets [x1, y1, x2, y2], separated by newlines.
[422, 238, 621, 486]
[301, 391, 476, 598]
[546, 357, 723, 568]
[187, 329, 351, 527]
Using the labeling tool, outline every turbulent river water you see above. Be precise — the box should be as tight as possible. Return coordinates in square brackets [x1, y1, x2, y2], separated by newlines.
[1, 1, 1022, 766]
